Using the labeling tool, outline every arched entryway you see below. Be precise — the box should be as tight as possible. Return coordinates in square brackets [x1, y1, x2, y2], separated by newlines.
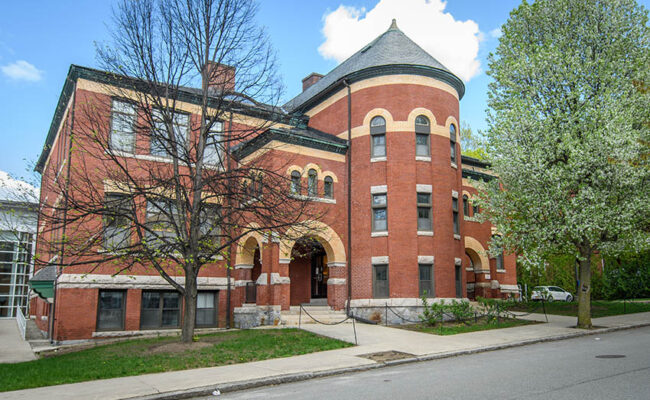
[289, 238, 329, 305]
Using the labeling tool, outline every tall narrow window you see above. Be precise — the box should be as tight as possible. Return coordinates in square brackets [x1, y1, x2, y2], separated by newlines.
[452, 196, 460, 235]
[372, 193, 387, 232]
[150, 110, 189, 158]
[290, 171, 301, 194]
[373, 264, 389, 298]
[110, 100, 136, 153]
[415, 115, 430, 157]
[196, 291, 217, 327]
[370, 116, 386, 158]
[255, 174, 263, 197]
[307, 169, 318, 197]
[323, 176, 334, 198]
[450, 124, 457, 164]
[463, 195, 470, 217]
[104, 194, 132, 250]
[417, 193, 432, 231]
[204, 120, 223, 166]
[494, 235, 505, 270]
[419, 264, 434, 297]
[97, 290, 125, 331]
[472, 202, 479, 216]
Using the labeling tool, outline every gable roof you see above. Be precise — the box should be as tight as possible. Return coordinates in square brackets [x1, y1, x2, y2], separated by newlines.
[284, 19, 465, 113]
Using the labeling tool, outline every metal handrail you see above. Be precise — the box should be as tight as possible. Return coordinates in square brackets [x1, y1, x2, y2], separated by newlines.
[16, 307, 27, 340]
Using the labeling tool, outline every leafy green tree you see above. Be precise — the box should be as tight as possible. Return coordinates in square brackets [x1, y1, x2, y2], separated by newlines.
[460, 121, 487, 160]
[479, 0, 650, 328]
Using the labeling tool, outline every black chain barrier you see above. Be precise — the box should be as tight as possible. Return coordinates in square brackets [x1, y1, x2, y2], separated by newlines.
[298, 304, 358, 345]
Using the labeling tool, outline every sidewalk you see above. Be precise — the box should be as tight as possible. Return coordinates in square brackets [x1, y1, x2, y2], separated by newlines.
[0, 319, 36, 363]
[2, 312, 649, 400]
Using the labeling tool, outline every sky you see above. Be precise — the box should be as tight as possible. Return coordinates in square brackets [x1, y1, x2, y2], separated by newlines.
[1, 0, 648, 185]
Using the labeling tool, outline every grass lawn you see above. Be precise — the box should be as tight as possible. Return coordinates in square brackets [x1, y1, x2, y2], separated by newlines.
[513, 300, 650, 318]
[0, 328, 352, 392]
[398, 317, 536, 336]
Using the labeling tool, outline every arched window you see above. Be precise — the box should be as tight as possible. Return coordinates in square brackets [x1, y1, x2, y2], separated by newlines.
[323, 176, 334, 198]
[370, 116, 386, 158]
[415, 115, 430, 157]
[449, 124, 457, 164]
[307, 169, 317, 197]
[463, 195, 469, 217]
[290, 171, 301, 194]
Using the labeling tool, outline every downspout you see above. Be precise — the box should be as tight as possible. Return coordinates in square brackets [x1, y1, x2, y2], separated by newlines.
[225, 112, 234, 329]
[50, 78, 77, 343]
[343, 80, 352, 316]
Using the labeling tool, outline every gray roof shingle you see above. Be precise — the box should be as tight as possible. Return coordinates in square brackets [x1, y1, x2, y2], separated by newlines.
[284, 19, 463, 112]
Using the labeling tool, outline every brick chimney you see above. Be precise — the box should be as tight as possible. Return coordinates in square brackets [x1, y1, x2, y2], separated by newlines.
[203, 61, 236, 92]
[302, 72, 324, 92]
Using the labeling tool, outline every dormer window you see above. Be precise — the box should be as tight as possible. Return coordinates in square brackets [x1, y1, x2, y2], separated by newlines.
[370, 116, 386, 158]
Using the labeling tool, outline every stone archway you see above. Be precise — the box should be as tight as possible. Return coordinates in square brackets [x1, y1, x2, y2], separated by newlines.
[464, 236, 489, 273]
[280, 221, 347, 308]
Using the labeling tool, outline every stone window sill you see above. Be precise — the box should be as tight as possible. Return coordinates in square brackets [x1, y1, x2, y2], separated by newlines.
[371, 231, 388, 237]
[417, 231, 434, 236]
[415, 156, 431, 162]
[496, 269, 506, 273]
[451, 162, 458, 169]
[370, 157, 387, 163]
[453, 234, 461, 240]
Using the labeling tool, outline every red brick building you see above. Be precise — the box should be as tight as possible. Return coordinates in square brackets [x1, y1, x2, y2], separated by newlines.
[31, 21, 517, 341]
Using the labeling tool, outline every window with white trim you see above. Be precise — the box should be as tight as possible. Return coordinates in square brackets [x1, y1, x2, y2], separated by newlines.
[204, 120, 223, 166]
[110, 100, 136, 153]
[150, 110, 189, 158]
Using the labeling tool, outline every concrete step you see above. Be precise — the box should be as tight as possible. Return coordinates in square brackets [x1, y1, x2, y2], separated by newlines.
[281, 306, 349, 325]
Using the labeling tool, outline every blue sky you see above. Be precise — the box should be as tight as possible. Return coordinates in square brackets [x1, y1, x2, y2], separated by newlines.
[1, 0, 648, 183]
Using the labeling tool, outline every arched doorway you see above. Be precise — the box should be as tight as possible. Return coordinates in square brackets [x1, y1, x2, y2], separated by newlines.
[289, 238, 328, 305]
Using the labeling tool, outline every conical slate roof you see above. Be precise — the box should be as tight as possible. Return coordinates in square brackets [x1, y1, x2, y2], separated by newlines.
[284, 19, 464, 112]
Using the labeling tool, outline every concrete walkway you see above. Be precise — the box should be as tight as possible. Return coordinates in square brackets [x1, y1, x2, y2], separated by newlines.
[0, 319, 36, 363]
[1, 312, 649, 400]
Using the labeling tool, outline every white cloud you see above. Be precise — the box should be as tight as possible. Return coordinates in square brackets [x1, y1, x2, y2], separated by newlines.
[489, 27, 502, 39]
[319, 0, 482, 82]
[1, 60, 43, 82]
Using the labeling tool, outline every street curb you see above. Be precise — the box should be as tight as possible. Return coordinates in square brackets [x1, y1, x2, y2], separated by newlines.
[127, 321, 650, 400]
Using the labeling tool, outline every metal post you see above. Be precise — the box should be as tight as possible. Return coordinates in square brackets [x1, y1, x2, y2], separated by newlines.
[352, 315, 358, 345]
[299, 305, 302, 329]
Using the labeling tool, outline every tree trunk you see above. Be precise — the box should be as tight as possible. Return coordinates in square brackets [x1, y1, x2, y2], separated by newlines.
[577, 246, 592, 329]
[181, 270, 198, 343]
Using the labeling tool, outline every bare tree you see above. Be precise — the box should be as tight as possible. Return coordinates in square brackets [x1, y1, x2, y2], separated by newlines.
[37, 0, 323, 342]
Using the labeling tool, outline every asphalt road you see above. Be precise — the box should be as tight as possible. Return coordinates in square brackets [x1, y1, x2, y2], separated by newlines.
[203, 326, 650, 400]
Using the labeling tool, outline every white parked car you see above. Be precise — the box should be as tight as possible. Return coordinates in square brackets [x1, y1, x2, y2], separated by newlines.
[531, 286, 573, 302]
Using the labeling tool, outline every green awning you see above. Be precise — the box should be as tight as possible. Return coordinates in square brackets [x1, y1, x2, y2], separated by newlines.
[29, 265, 56, 302]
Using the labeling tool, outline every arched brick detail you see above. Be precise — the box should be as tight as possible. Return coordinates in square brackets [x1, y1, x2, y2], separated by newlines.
[280, 221, 346, 264]
[235, 225, 265, 266]
[406, 107, 437, 128]
[465, 236, 489, 273]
